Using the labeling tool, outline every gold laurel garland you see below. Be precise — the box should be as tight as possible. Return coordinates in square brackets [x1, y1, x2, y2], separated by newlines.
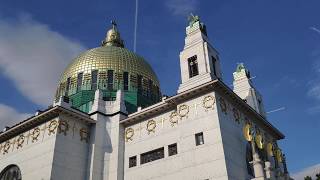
[178, 104, 189, 118]
[219, 97, 227, 114]
[3, 141, 11, 154]
[232, 108, 241, 124]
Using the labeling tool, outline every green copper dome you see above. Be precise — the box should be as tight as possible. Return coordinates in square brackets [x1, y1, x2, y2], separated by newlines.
[55, 22, 161, 113]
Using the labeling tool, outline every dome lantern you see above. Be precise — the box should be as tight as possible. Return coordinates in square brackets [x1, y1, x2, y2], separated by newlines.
[101, 20, 124, 48]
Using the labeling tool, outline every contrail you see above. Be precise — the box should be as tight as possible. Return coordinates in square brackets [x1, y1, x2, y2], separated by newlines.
[310, 27, 320, 34]
[266, 107, 285, 114]
[134, 0, 139, 52]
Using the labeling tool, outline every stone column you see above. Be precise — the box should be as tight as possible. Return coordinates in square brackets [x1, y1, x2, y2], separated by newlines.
[251, 140, 266, 180]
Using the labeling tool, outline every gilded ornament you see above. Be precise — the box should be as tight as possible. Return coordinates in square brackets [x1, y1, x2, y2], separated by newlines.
[16, 135, 25, 149]
[178, 104, 189, 118]
[243, 123, 253, 142]
[267, 142, 274, 156]
[48, 120, 58, 135]
[219, 97, 227, 114]
[125, 128, 134, 142]
[169, 111, 179, 126]
[146, 120, 156, 134]
[3, 141, 11, 154]
[79, 128, 89, 143]
[202, 95, 215, 111]
[276, 148, 283, 163]
[255, 131, 264, 149]
[31, 127, 41, 142]
[232, 108, 240, 124]
[58, 120, 69, 136]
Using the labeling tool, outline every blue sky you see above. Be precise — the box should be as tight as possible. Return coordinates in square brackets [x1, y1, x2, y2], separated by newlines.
[0, 0, 319, 177]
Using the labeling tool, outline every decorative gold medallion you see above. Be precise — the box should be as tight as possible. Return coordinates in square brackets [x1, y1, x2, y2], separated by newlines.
[125, 128, 134, 142]
[169, 111, 179, 126]
[16, 135, 25, 149]
[255, 131, 264, 149]
[267, 142, 274, 156]
[202, 95, 215, 111]
[219, 97, 227, 114]
[58, 120, 69, 136]
[178, 104, 189, 118]
[48, 120, 58, 135]
[146, 120, 157, 134]
[243, 123, 253, 141]
[3, 141, 11, 154]
[31, 127, 41, 142]
[79, 128, 89, 143]
[232, 108, 240, 124]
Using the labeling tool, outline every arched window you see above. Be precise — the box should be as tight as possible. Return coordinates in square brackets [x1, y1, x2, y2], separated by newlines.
[0, 165, 22, 180]
[246, 142, 254, 177]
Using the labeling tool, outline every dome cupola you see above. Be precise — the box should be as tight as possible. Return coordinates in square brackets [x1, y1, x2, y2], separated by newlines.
[55, 21, 161, 113]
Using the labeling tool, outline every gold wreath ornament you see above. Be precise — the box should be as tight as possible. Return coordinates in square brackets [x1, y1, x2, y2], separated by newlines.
[16, 135, 25, 149]
[125, 128, 134, 142]
[48, 120, 58, 135]
[146, 120, 157, 134]
[58, 120, 69, 136]
[80, 128, 89, 142]
[243, 123, 253, 142]
[255, 132, 264, 149]
[178, 104, 189, 118]
[31, 127, 41, 142]
[232, 108, 240, 123]
[169, 111, 179, 126]
[3, 141, 11, 154]
[202, 95, 215, 110]
[219, 97, 227, 114]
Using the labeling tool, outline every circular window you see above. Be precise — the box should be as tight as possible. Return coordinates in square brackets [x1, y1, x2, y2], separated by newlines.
[0, 165, 22, 180]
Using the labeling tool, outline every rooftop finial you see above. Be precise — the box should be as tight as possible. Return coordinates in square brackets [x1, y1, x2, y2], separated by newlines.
[101, 20, 124, 47]
[187, 13, 207, 36]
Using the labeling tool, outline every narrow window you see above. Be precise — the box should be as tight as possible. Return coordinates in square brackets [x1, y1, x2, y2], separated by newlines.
[148, 79, 153, 98]
[137, 74, 143, 95]
[168, 143, 178, 156]
[77, 72, 83, 92]
[123, 72, 129, 91]
[246, 142, 254, 177]
[188, 55, 199, 78]
[91, 70, 98, 91]
[211, 56, 217, 77]
[140, 147, 164, 164]
[107, 70, 114, 90]
[195, 132, 204, 146]
[129, 156, 137, 168]
[65, 77, 71, 96]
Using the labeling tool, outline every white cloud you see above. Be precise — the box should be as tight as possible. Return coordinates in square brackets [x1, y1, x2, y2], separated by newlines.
[0, 104, 31, 131]
[292, 164, 320, 180]
[166, 0, 198, 16]
[0, 14, 85, 106]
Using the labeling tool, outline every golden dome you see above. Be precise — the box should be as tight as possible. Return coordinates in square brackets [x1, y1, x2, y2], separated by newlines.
[55, 21, 161, 113]
[58, 45, 159, 86]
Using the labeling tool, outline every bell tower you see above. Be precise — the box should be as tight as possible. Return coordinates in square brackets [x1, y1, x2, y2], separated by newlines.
[233, 63, 266, 117]
[178, 14, 222, 93]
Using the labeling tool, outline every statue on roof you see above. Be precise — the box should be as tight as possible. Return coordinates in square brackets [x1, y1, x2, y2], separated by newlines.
[188, 13, 200, 27]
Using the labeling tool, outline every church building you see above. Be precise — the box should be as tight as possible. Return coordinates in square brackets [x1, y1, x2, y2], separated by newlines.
[0, 15, 291, 180]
